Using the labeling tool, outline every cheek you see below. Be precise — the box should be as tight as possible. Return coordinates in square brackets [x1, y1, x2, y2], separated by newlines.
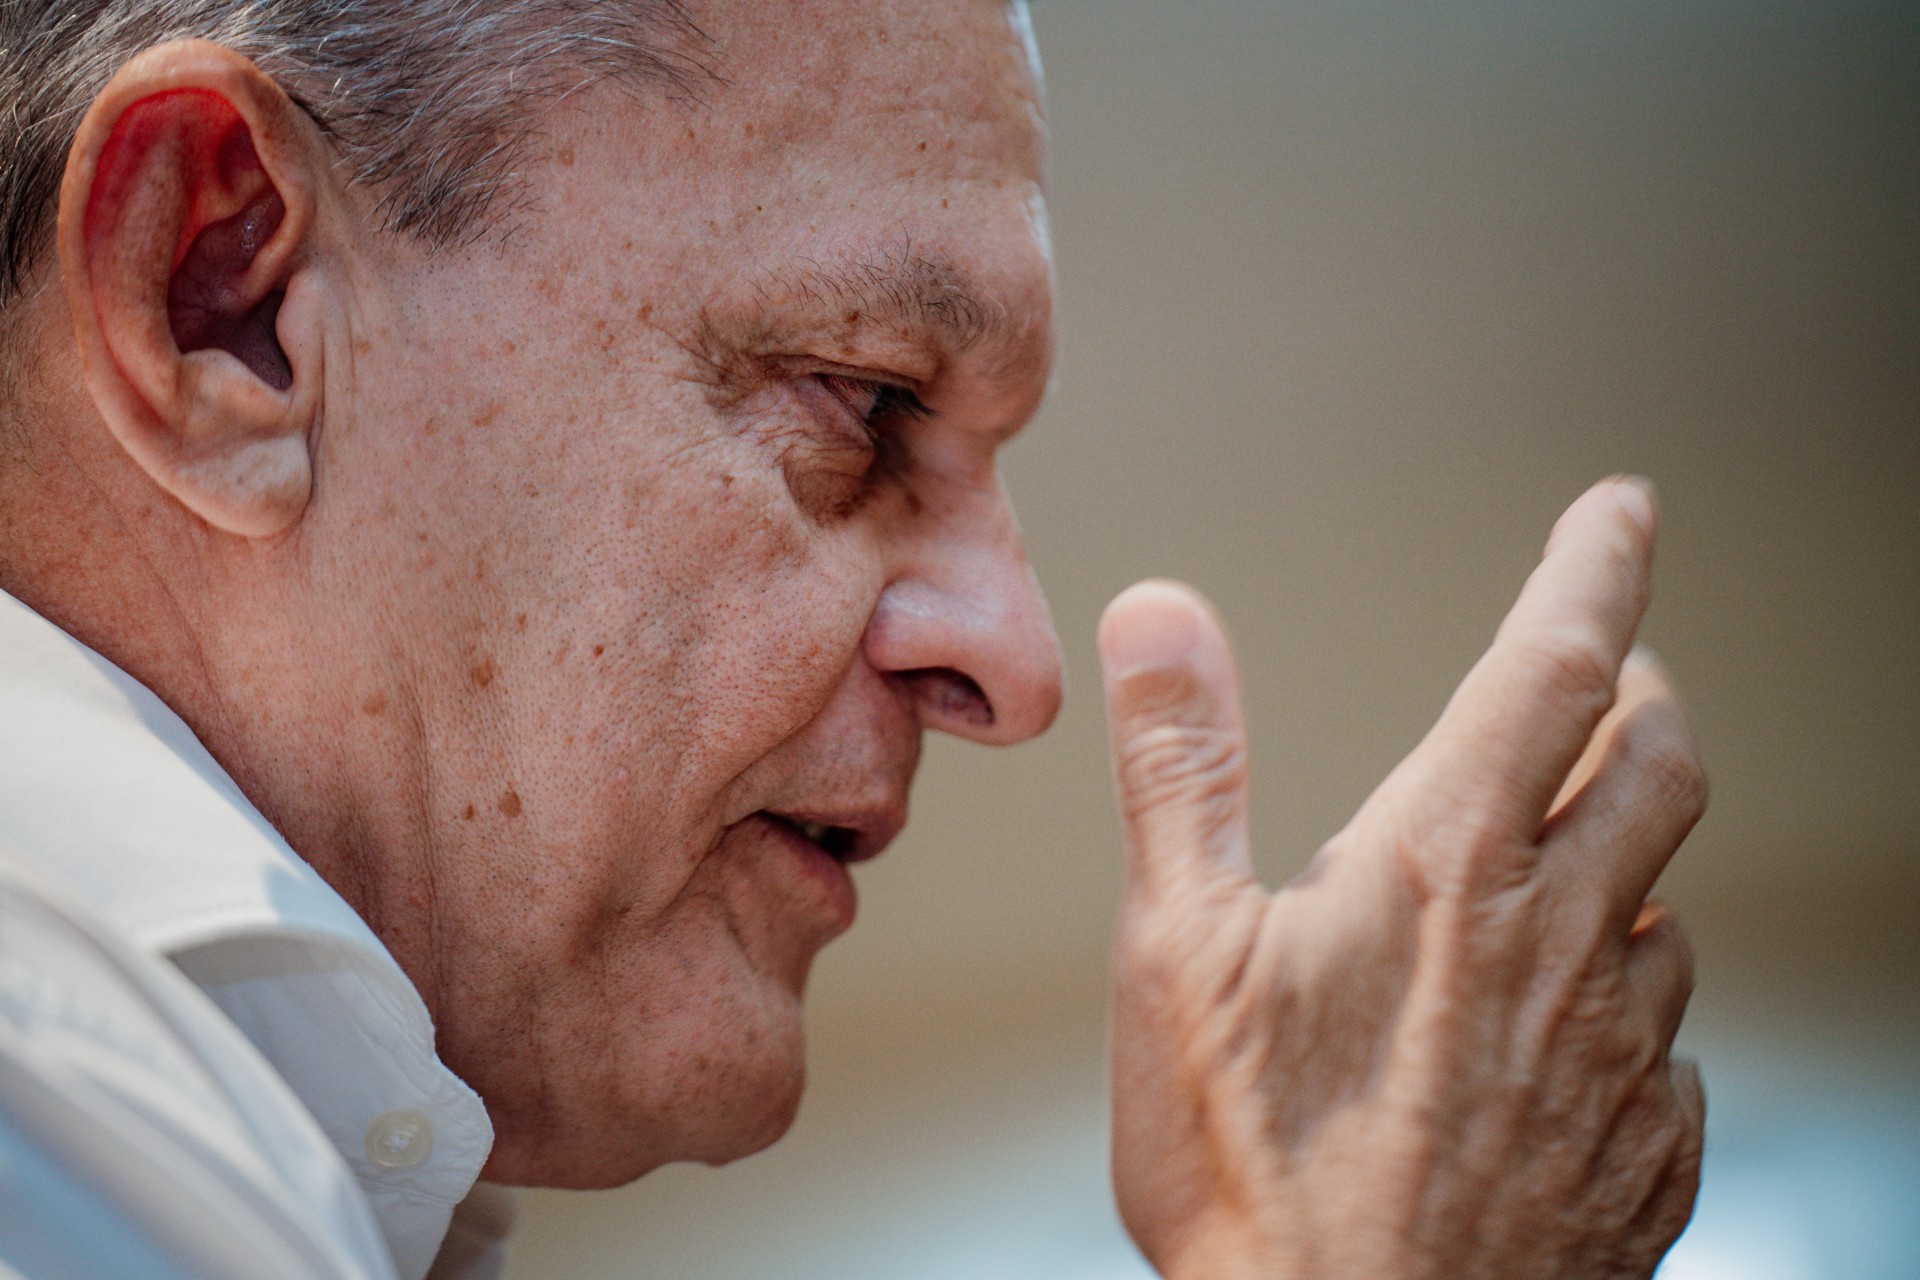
[490, 427, 881, 864]
[598, 444, 879, 751]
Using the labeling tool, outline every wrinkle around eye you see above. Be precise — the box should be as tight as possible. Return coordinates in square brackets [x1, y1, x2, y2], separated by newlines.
[757, 377, 882, 521]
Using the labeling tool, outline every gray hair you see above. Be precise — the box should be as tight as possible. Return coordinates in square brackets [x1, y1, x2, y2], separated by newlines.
[0, 0, 713, 313]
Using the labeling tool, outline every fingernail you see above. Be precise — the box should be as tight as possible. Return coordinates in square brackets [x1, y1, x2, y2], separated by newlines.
[1102, 584, 1203, 676]
[1615, 476, 1657, 535]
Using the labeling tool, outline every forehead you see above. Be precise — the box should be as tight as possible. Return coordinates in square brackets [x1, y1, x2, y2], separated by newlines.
[700, 0, 1046, 182]
[518, 0, 1053, 411]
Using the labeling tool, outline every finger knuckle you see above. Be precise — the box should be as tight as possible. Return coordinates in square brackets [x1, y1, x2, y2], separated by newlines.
[1521, 623, 1619, 715]
[1118, 722, 1246, 816]
[1655, 918, 1696, 994]
[1620, 723, 1710, 826]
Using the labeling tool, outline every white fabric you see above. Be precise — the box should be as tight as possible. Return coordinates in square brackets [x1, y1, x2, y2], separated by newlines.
[0, 844, 391, 1280]
[0, 590, 503, 1280]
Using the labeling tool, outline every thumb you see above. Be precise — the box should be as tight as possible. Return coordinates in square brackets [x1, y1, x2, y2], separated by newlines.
[1099, 581, 1256, 905]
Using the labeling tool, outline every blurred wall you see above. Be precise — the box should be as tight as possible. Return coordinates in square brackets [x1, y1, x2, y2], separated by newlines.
[509, 3, 1919, 1276]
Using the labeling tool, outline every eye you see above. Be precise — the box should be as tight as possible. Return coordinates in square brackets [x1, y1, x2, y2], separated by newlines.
[777, 374, 928, 519]
[814, 374, 929, 487]
[817, 375, 932, 434]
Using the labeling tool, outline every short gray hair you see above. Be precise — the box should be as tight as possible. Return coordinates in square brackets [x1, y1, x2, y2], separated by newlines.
[0, 0, 712, 312]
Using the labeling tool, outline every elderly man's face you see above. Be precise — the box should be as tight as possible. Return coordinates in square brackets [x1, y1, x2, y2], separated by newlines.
[257, 2, 1059, 1185]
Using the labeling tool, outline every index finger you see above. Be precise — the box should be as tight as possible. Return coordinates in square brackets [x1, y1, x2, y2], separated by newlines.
[1418, 477, 1659, 832]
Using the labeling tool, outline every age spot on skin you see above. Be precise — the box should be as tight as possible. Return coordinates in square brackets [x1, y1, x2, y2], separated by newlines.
[361, 692, 387, 716]
[462, 804, 475, 821]
[499, 790, 523, 819]
[470, 658, 497, 689]
[592, 645, 606, 658]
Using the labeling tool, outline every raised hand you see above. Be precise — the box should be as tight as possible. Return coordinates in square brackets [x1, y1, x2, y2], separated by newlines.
[1100, 478, 1706, 1280]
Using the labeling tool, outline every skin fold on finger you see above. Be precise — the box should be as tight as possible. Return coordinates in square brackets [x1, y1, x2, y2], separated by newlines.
[1415, 477, 1659, 832]
[1098, 580, 1258, 903]
[1621, 906, 1696, 1056]
[1548, 646, 1665, 821]
[1639, 1056, 1708, 1257]
[1669, 1055, 1707, 1135]
[1540, 666, 1708, 934]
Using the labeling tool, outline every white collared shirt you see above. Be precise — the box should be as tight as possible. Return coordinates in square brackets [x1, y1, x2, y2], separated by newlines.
[0, 590, 503, 1279]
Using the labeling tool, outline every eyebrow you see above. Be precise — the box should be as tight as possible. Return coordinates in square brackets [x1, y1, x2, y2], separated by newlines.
[751, 239, 1011, 366]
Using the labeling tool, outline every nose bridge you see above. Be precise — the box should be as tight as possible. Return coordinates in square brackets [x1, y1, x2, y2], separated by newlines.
[869, 478, 1063, 746]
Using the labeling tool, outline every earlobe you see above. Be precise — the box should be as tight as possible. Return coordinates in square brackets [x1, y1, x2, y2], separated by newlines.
[57, 41, 325, 539]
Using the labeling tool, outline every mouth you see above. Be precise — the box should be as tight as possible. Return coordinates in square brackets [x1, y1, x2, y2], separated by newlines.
[758, 811, 869, 863]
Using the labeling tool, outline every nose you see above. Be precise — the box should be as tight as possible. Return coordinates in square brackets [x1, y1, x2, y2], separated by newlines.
[864, 487, 1064, 747]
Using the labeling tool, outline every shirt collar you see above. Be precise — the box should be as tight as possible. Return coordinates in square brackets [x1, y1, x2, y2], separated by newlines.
[0, 588, 494, 1280]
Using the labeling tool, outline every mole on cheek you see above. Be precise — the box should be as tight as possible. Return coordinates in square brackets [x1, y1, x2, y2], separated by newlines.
[470, 657, 497, 689]
[361, 692, 387, 715]
[499, 790, 523, 819]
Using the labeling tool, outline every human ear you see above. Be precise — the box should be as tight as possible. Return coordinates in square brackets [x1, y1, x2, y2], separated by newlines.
[57, 40, 328, 538]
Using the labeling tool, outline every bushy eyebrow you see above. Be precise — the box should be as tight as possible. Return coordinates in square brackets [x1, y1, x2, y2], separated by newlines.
[750, 239, 1008, 362]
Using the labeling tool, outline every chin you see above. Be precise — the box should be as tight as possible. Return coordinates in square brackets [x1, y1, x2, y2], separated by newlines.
[672, 1011, 812, 1175]
[482, 986, 812, 1190]
[698, 1058, 807, 1168]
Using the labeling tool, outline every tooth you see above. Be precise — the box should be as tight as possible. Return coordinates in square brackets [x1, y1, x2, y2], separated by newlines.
[798, 821, 829, 844]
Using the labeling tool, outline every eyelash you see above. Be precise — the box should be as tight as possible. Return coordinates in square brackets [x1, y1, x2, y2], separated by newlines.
[816, 374, 929, 481]
[841, 377, 932, 430]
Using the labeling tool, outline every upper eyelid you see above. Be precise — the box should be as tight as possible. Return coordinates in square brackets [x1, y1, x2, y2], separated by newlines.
[812, 371, 932, 427]
[762, 351, 931, 402]
[858, 380, 934, 424]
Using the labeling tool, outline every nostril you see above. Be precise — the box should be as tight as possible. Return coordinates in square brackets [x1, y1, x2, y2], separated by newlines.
[901, 668, 994, 727]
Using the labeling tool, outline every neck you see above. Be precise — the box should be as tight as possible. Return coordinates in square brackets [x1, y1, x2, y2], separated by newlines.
[0, 371, 435, 996]
[0, 360, 225, 735]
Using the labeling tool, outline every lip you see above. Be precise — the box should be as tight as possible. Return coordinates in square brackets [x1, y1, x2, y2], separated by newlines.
[750, 811, 861, 933]
[760, 804, 905, 867]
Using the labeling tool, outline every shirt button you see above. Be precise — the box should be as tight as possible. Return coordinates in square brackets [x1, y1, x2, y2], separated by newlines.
[365, 1109, 434, 1171]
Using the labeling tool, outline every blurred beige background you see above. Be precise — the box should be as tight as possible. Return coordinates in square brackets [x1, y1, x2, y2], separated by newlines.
[508, 2, 1919, 1276]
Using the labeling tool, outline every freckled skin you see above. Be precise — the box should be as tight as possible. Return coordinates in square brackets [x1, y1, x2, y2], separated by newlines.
[0, 1, 1063, 1189]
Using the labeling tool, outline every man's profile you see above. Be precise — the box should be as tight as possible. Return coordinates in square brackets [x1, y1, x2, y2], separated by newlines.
[0, 4, 1707, 1279]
